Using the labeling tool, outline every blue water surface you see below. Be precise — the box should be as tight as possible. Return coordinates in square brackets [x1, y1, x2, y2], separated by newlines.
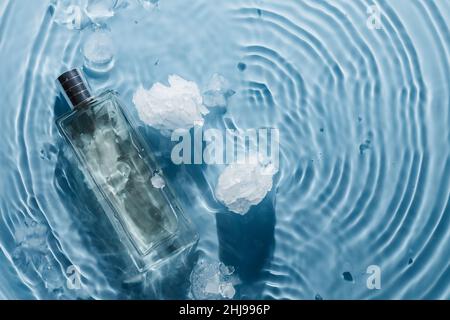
[0, 0, 449, 299]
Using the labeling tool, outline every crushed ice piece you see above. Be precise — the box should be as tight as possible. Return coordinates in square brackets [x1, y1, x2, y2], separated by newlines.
[107, 161, 131, 194]
[219, 262, 234, 275]
[204, 273, 221, 294]
[190, 259, 237, 300]
[82, 29, 115, 73]
[151, 173, 165, 189]
[215, 154, 277, 214]
[12, 219, 87, 298]
[85, 0, 117, 24]
[219, 282, 236, 299]
[14, 220, 48, 252]
[52, 0, 90, 30]
[138, 0, 159, 9]
[202, 73, 235, 109]
[133, 75, 208, 136]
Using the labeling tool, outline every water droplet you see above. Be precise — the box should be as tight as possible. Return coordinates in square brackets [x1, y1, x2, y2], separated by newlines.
[237, 62, 247, 72]
[342, 271, 353, 282]
[359, 141, 371, 155]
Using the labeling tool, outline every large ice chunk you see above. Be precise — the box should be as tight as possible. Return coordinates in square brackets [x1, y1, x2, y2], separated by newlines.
[215, 155, 277, 214]
[133, 75, 208, 136]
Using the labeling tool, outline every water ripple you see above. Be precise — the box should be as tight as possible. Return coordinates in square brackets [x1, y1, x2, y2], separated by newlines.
[0, 0, 449, 299]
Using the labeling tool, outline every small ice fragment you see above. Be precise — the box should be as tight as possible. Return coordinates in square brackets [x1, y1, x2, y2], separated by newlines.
[52, 0, 90, 30]
[219, 282, 236, 299]
[138, 0, 159, 9]
[215, 154, 277, 214]
[133, 75, 208, 135]
[202, 73, 235, 109]
[204, 273, 221, 294]
[107, 161, 131, 194]
[219, 262, 234, 275]
[14, 220, 48, 252]
[85, 0, 116, 24]
[151, 173, 165, 189]
[82, 29, 115, 73]
[190, 259, 237, 300]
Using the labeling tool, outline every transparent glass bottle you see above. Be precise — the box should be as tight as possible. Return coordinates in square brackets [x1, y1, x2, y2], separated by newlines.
[56, 69, 198, 272]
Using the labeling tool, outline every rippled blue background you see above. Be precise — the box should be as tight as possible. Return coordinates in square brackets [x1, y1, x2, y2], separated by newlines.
[0, 0, 449, 299]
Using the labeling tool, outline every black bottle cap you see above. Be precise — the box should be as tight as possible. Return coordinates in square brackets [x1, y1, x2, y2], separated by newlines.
[57, 69, 92, 108]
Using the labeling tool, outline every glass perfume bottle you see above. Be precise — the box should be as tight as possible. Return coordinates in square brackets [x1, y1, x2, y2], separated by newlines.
[56, 69, 198, 272]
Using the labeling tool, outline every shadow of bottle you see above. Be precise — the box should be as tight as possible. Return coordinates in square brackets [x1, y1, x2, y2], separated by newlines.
[215, 190, 276, 283]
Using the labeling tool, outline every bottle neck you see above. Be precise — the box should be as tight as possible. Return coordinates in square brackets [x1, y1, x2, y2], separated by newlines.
[57, 69, 92, 109]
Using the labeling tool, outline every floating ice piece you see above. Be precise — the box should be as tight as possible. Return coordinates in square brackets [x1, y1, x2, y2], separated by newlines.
[138, 0, 159, 9]
[52, 0, 90, 30]
[190, 259, 237, 300]
[219, 262, 235, 276]
[151, 173, 165, 189]
[219, 282, 236, 299]
[14, 220, 48, 252]
[202, 73, 235, 109]
[215, 155, 277, 214]
[85, 0, 117, 24]
[133, 75, 208, 136]
[82, 29, 115, 73]
[204, 273, 221, 294]
[13, 219, 87, 299]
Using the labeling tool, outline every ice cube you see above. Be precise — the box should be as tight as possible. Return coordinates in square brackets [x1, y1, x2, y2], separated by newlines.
[204, 273, 221, 294]
[151, 173, 165, 189]
[133, 75, 208, 135]
[14, 220, 48, 252]
[85, 0, 117, 24]
[202, 73, 235, 109]
[215, 154, 277, 214]
[190, 259, 237, 300]
[82, 29, 115, 73]
[219, 282, 236, 299]
[106, 161, 131, 194]
[52, 0, 90, 30]
[138, 0, 159, 9]
[219, 262, 235, 275]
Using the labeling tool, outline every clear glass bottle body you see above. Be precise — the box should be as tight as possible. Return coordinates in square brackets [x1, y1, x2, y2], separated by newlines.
[57, 90, 197, 272]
